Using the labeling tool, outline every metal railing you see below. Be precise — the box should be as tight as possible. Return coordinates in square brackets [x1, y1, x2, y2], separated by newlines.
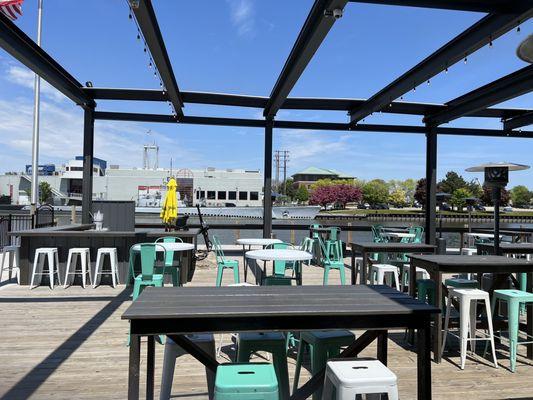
[0, 205, 56, 248]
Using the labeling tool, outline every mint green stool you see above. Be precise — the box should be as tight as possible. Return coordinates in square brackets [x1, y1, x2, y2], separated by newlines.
[213, 236, 239, 286]
[292, 330, 355, 400]
[487, 289, 533, 372]
[214, 363, 279, 400]
[445, 278, 478, 289]
[132, 243, 166, 300]
[416, 279, 436, 305]
[237, 333, 289, 400]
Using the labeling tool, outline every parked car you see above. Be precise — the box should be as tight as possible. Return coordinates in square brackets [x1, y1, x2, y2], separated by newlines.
[439, 203, 452, 211]
[357, 203, 370, 209]
[502, 206, 513, 212]
[474, 204, 486, 211]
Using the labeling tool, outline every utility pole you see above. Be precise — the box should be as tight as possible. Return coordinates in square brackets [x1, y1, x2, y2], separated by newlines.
[274, 151, 280, 193]
[282, 150, 290, 196]
[30, 0, 44, 213]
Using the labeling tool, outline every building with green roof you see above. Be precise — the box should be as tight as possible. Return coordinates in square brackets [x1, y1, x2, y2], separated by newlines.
[292, 167, 355, 189]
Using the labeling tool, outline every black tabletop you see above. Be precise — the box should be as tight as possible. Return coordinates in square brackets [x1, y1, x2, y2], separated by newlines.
[350, 242, 436, 252]
[123, 285, 439, 335]
[410, 254, 533, 273]
[477, 242, 533, 254]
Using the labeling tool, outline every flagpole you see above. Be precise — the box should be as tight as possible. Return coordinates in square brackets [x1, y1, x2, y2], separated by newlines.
[30, 0, 43, 213]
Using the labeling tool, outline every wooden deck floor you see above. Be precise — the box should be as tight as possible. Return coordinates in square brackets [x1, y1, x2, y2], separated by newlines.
[1, 253, 533, 399]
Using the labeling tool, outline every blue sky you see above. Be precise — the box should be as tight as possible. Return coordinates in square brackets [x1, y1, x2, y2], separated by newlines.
[0, 1, 531, 187]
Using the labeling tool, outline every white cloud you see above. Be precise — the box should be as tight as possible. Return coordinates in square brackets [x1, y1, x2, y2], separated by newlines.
[6, 65, 67, 103]
[227, 0, 256, 37]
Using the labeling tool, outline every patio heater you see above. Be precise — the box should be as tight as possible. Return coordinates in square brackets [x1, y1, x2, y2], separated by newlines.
[466, 163, 530, 255]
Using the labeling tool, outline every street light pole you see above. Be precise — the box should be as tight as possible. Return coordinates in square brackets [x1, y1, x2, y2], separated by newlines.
[30, 0, 44, 213]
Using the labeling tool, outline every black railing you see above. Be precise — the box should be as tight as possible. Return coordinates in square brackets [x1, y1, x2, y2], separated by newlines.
[0, 205, 55, 248]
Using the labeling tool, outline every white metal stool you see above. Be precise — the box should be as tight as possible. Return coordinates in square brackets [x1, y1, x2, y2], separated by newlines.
[30, 247, 60, 289]
[160, 334, 216, 400]
[63, 248, 92, 288]
[322, 358, 398, 400]
[1, 245, 19, 284]
[93, 247, 119, 288]
[441, 288, 498, 370]
[370, 264, 400, 291]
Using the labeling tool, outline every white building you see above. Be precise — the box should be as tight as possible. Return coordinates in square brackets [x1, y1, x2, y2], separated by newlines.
[0, 158, 263, 208]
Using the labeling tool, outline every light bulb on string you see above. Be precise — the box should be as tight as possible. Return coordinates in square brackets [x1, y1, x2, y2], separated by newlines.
[137, 33, 141, 40]
[129, 13, 132, 19]
[400, 96, 403, 100]
[427, 80, 430, 86]
[517, 24, 521, 33]
[464, 56, 468, 64]
[489, 36, 493, 47]
[445, 66, 448, 74]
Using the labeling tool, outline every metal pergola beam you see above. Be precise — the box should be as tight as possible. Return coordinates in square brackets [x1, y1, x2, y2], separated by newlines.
[93, 111, 533, 138]
[86, 88, 530, 119]
[129, 0, 184, 119]
[0, 12, 93, 107]
[504, 110, 533, 131]
[348, 0, 531, 13]
[349, 10, 532, 125]
[424, 65, 533, 126]
[264, 0, 348, 118]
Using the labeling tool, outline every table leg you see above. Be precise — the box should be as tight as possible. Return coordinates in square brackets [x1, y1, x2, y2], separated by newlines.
[242, 245, 247, 282]
[147, 335, 155, 400]
[128, 334, 140, 400]
[417, 323, 432, 400]
[351, 247, 356, 285]
[526, 272, 533, 360]
[361, 251, 368, 284]
[407, 261, 417, 344]
[377, 331, 388, 365]
[433, 271, 443, 363]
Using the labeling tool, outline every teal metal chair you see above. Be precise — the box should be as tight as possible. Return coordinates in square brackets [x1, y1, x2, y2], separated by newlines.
[324, 227, 341, 259]
[319, 238, 346, 285]
[486, 289, 533, 372]
[310, 224, 323, 239]
[131, 243, 167, 300]
[213, 236, 239, 286]
[299, 237, 314, 267]
[265, 242, 298, 277]
[155, 236, 183, 286]
[214, 363, 279, 400]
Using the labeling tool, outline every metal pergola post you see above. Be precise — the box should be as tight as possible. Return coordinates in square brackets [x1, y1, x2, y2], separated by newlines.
[82, 105, 95, 224]
[263, 119, 274, 238]
[425, 126, 437, 245]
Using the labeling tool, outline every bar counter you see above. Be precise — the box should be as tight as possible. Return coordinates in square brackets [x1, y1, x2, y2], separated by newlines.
[10, 224, 201, 285]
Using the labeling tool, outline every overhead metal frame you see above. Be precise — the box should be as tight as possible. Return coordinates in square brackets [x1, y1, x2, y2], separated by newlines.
[348, 0, 531, 13]
[424, 65, 533, 126]
[263, 0, 348, 118]
[128, 0, 184, 119]
[0, 12, 93, 107]
[504, 110, 533, 131]
[349, 9, 533, 125]
[85, 87, 530, 120]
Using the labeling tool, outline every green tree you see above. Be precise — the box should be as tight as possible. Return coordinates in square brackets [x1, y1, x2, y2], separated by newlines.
[466, 180, 483, 199]
[389, 188, 407, 207]
[282, 178, 296, 199]
[362, 179, 389, 205]
[481, 186, 510, 206]
[294, 186, 309, 203]
[438, 171, 468, 195]
[39, 181, 53, 204]
[450, 188, 472, 211]
[510, 185, 532, 208]
[414, 178, 426, 206]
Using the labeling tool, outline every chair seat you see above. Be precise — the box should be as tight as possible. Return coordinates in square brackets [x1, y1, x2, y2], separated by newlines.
[214, 363, 278, 398]
[221, 259, 239, 267]
[326, 359, 397, 387]
[371, 264, 398, 272]
[239, 332, 285, 344]
[445, 278, 478, 288]
[134, 274, 164, 284]
[300, 330, 354, 346]
[493, 289, 533, 302]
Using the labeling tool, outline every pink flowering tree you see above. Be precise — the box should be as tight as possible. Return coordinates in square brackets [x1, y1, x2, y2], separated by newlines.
[309, 184, 362, 209]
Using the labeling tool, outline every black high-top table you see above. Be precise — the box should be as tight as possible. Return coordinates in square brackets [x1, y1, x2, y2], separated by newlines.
[409, 254, 533, 363]
[122, 285, 439, 400]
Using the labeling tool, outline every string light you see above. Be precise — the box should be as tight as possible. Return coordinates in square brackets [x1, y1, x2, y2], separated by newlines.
[489, 36, 493, 47]
[400, 96, 403, 100]
[517, 25, 521, 33]
[427, 80, 430, 86]
[464, 56, 468, 64]
[445, 66, 448, 74]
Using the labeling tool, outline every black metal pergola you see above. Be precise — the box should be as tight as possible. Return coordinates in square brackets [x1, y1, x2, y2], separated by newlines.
[0, 0, 532, 245]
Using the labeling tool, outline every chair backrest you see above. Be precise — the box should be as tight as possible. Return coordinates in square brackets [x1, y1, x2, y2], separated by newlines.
[328, 227, 341, 241]
[300, 237, 314, 252]
[319, 237, 343, 264]
[310, 224, 323, 239]
[414, 226, 424, 243]
[266, 242, 296, 275]
[155, 236, 183, 265]
[137, 243, 166, 281]
[371, 225, 384, 242]
[212, 236, 226, 263]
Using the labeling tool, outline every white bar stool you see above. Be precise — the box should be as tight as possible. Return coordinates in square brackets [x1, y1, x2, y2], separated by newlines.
[322, 359, 398, 400]
[160, 334, 216, 400]
[30, 247, 60, 289]
[1, 245, 20, 284]
[369, 264, 400, 291]
[93, 247, 119, 288]
[441, 288, 498, 370]
[63, 248, 92, 288]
